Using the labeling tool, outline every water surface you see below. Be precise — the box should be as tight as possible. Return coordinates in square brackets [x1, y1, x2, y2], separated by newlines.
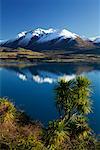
[0, 62, 100, 134]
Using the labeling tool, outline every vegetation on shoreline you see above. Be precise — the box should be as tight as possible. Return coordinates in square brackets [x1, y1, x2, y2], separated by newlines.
[0, 47, 100, 64]
[0, 76, 100, 150]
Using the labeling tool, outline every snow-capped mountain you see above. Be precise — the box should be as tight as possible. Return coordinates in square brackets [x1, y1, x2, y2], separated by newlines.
[17, 28, 77, 40]
[94, 37, 100, 43]
[16, 28, 77, 44]
[0, 28, 98, 51]
[90, 36, 100, 46]
[93, 37, 100, 47]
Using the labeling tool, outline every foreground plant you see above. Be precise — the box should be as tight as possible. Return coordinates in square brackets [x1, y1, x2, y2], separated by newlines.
[44, 76, 96, 149]
[0, 98, 46, 150]
[0, 76, 99, 150]
[0, 97, 16, 123]
[55, 76, 92, 118]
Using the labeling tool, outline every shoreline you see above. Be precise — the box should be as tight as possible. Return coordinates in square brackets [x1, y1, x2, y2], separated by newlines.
[0, 48, 100, 67]
[0, 54, 100, 66]
[0, 47, 100, 65]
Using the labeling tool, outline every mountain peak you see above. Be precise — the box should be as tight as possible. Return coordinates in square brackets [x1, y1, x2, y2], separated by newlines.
[32, 28, 56, 36]
[17, 31, 27, 38]
[1, 27, 98, 51]
[17, 28, 77, 39]
[59, 29, 77, 39]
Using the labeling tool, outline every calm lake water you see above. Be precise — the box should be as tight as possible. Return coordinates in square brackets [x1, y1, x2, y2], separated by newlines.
[0, 62, 100, 134]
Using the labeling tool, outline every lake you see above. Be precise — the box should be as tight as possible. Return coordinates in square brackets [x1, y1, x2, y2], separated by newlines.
[0, 62, 100, 134]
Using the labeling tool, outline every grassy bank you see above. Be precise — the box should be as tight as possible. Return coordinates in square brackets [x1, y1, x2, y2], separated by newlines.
[0, 47, 100, 64]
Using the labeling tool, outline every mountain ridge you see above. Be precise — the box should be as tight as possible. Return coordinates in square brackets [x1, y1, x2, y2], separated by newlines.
[0, 28, 100, 52]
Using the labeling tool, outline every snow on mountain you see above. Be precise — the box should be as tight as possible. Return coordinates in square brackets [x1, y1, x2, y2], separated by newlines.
[37, 31, 59, 42]
[1, 28, 98, 51]
[32, 28, 56, 36]
[59, 29, 77, 39]
[89, 36, 100, 43]
[17, 28, 78, 43]
[94, 37, 100, 43]
[18, 32, 33, 46]
[36, 28, 78, 43]
[0, 39, 8, 44]
[18, 31, 27, 38]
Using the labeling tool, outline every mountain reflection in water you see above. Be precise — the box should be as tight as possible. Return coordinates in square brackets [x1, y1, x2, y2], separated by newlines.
[0, 62, 100, 134]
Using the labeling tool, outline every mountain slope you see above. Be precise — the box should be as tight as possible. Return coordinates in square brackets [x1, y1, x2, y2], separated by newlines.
[0, 28, 98, 51]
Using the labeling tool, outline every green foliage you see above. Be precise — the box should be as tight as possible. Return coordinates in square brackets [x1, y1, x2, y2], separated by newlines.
[44, 76, 96, 149]
[0, 97, 16, 123]
[0, 98, 46, 150]
[44, 119, 70, 150]
[55, 76, 92, 118]
[0, 76, 99, 150]
[74, 76, 92, 114]
[13, 134, 47, 150]
[17, 47, 26, 51]
[68, 115, 91, 139]
[0, 134, 47, 150]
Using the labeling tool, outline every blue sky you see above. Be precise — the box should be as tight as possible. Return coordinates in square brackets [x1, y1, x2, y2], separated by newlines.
[0, 0, 100, 40]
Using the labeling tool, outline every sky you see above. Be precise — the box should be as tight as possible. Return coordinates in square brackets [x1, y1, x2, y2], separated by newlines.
[0, 0, 100, 40]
